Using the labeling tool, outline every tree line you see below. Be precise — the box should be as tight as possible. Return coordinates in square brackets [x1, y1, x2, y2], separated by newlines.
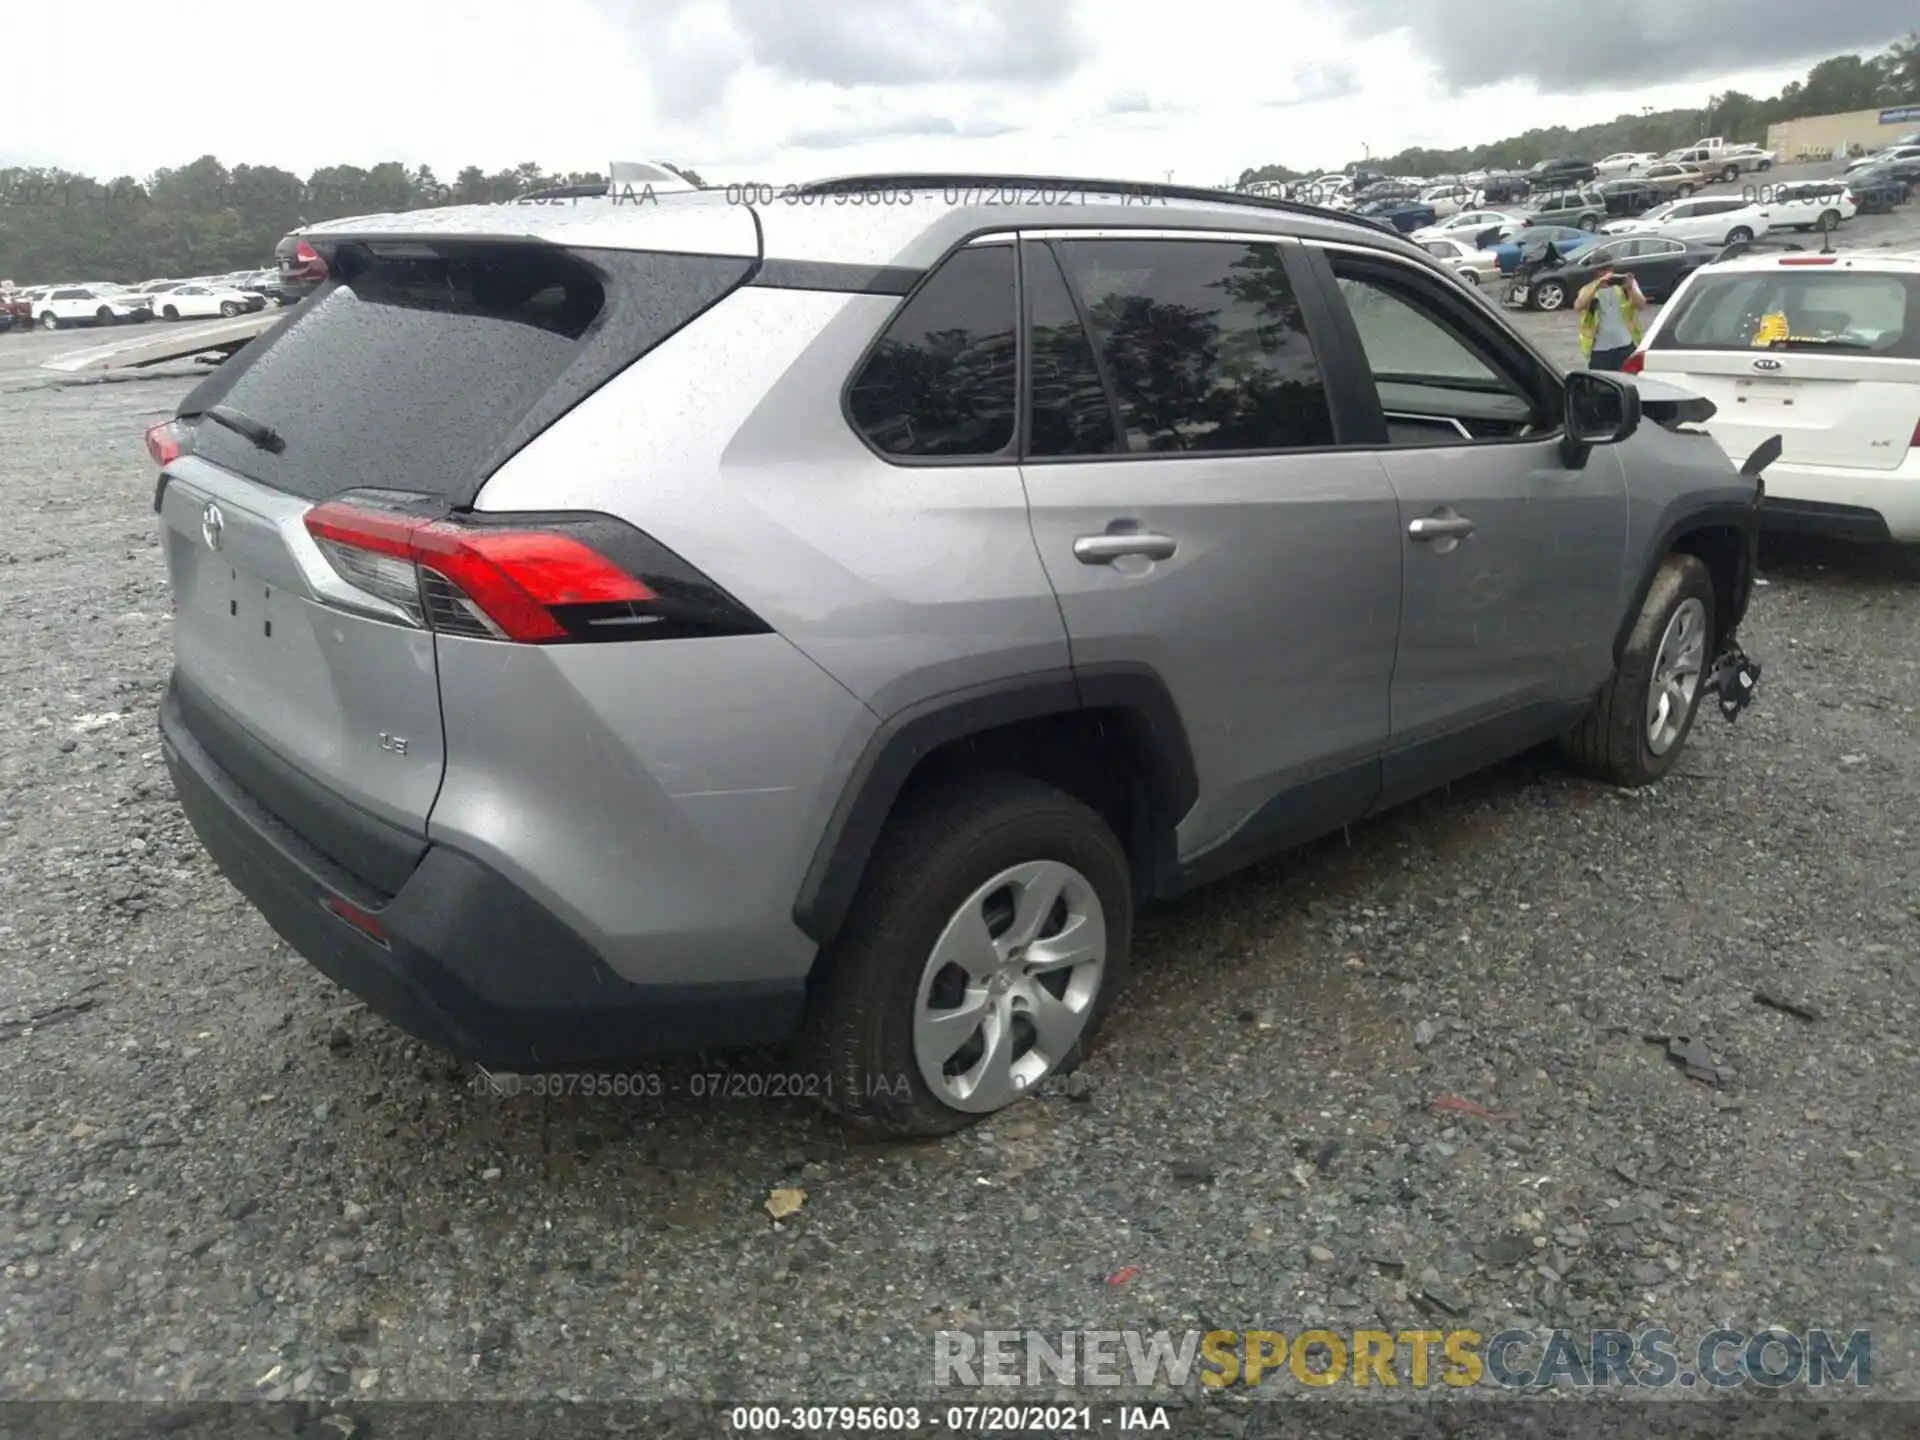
[1237, 32, 1920, 187]
[0, 159, 705, 285]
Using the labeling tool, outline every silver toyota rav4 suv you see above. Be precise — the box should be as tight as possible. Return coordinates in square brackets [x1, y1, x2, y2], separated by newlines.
[149, 174, 1772, 1136]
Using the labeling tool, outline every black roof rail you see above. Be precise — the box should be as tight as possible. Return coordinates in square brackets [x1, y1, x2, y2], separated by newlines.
[791, 172, 1400, 234]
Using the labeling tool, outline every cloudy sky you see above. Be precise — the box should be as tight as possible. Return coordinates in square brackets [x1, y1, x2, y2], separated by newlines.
[2, 0, 1913, 183]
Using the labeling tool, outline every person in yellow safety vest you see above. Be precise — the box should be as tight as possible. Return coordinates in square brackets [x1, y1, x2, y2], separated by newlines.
[1574, 265, 1647, 371]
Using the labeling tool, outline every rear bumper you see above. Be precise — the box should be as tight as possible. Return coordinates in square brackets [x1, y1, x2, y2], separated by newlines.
[1759, 456, 1920, 542]
[159, 678, 805, 1067]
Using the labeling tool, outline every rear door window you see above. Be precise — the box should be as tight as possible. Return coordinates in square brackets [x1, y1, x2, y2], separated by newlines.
[846, 243, 1018, 458]
[1050, 237, 1334, 452]
[1659, 271, 1917, 357]
[180, 242, 753, 504]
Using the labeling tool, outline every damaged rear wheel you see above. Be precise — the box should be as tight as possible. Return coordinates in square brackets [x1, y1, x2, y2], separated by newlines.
[1560, 553, 1715, 787]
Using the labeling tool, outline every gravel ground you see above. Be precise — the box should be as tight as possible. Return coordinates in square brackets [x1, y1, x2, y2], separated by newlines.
[1, 246, 1917, 1417]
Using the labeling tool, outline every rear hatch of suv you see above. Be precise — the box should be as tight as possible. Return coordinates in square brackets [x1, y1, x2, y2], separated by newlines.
[1640, 259, 1920, 471]
[157, 201, 760, 895]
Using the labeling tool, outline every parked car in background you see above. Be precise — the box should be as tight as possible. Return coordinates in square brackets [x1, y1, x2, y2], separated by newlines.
[1417, 183, 1476, 218]
[1520, 186, 1608, 231]
[1477, 173, 1533, 204]
[149, 282, 258, 320]
[1417, 235, 1503, 285]
[1529, 156, 1598, 184]
[143, 176, 1771, 1135]
[1845, 143, 1920, 174]
[1640, 162, 1707, 199]
[1506, 233, 1719, 311]
[1624, 251, 1920, 542]
[1844, 163, 1913, 213]
[1594, 151, 1659, 178]
[1602, 196, 1772, 247]
[1409, 208, 1525, 246]
[1767, 181, 1857, 233]
[32, 286, 150, 329]
[10, 288, 46, 326]
[1593, 178, 1665, 217]
[1353, 198, 1438, 234]
[1493, 226, 1598, 275]
[274, 231, 330, 304]
[1669, 144, 1774, 181]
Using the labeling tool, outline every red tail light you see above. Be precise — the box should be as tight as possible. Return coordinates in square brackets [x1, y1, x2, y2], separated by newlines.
[302, 499, 766, 644]
[1911, 416, 1920, 449]
[1621, 350, 1645, 375]
[288, 238, 328, 280]
[145, 419, 189, 466]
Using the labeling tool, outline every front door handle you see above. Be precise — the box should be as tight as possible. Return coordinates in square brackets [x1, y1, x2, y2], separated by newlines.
[1408, 515, 1475, 542]
[1074, 532, 1178, 564]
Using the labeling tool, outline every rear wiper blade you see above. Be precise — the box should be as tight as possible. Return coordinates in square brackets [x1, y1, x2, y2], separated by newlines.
[203, 404, 285, 454]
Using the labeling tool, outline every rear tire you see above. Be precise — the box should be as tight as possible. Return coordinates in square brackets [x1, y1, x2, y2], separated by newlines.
[801, 773, 1133, 1138]
[1559, 553, 1715, 788]
[219, 300, 240, 317]
[162, 305, 179, 320]
[1818, 210, 1840, 231]
[1533, 278, 1568, 311]
[39, 312, 59, 331]
[1726, 226, 1754, 244]
[1578, 213, 1599, 230]
[95, 306, 115, 325]
[1720, 165, 1740, 183]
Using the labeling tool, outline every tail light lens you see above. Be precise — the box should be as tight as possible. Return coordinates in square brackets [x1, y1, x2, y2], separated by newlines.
[1621, 350, 1646, 375]
[302, 498, 768, 644]
[288, 238, 328, 281]
[145, 419, 190, 466]
[1911, 416, 1920, 449]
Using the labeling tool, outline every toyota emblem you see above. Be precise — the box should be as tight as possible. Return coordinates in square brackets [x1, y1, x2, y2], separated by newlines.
[1753, 357, 1782, 372]
[201, 502, 224, 551]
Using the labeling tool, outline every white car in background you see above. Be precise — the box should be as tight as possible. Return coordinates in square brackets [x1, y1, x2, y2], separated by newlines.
[1601, 195, 1771, 247]
[1845, 143, 1920, 174]
[1409, 208, 1524, 244]
[32, 285, 150, 329]
[1623, 252, 1920, 542]
[1417, 183, 1476, 218]
[1595, 151, 1659, 178]
[1766, 181, 1858, 233]
[148, 282, 256, 320]
[1416, 235, 1503, 285]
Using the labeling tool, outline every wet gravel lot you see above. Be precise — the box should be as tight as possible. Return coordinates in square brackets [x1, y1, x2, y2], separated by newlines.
[1, 197, 1918, 1414]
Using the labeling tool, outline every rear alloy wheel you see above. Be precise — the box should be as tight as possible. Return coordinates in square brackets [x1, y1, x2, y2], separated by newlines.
[1533, 278, 1568, 311]
[40, 312, 59, 331]
[219, 301, 240, 317]
[802, 773, 1132, 1137]
[1725, 226, 1754, 245]
[1578, 213, 1599, 230]
[1559, 553, 1715, 787]
[1678, 184, 1695, 197]
[1720, 165, 1740, 183]
[1818, 210, 1841, 231]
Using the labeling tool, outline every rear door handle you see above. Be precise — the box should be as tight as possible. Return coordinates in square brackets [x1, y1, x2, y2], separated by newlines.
[1074, 533, 1178, 564]
[1408, 516, 1475, 542]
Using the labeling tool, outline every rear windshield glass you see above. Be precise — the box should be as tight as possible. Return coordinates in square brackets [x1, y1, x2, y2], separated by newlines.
[182, 243, 751, 503]
[1657, 270, 1919, 357]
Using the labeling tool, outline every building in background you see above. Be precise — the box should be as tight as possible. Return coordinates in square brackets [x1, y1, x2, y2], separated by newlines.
[1767, 104, 1920, 161]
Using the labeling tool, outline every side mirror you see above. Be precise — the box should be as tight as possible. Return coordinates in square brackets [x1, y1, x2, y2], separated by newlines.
[1561, 370, 1641, 466]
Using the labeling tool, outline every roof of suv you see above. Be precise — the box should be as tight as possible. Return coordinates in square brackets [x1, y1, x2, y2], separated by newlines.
[1695, 250, 1920, 277]
[298, 172, 1438, 273]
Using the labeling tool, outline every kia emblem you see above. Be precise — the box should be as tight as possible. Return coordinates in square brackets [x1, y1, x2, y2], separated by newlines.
[1753, 357, 1782, 371]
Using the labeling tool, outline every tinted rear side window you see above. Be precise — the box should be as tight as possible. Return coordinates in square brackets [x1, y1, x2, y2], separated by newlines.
[181, 243, 753, 504]
[1023, 241, 1119, 458]
[846, 244, 1017, 458]
[1660, 271, 1918, 357]
[1053, 238, 1333, 452]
